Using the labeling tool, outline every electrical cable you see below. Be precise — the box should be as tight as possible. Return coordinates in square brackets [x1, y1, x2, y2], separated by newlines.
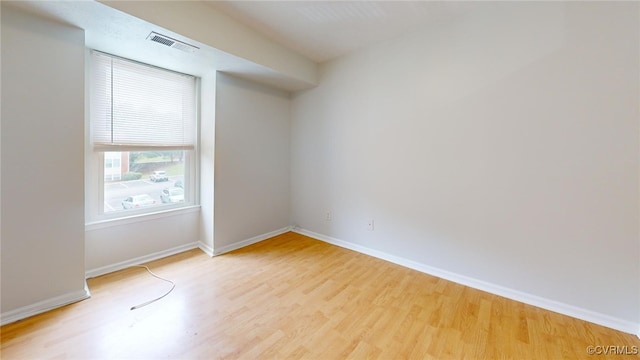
[128, 265, 176, 310]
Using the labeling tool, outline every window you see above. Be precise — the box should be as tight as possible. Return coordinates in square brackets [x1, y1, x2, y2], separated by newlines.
[87, 51, 198, 222]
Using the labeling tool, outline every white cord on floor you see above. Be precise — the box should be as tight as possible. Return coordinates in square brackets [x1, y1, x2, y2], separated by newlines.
[129, 265, 176, 310]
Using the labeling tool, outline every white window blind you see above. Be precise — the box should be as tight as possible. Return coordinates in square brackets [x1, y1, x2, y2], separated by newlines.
[90, 51, 196, 151]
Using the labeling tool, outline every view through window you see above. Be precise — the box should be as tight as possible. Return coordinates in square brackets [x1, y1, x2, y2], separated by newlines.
[104, 151, 186, 213]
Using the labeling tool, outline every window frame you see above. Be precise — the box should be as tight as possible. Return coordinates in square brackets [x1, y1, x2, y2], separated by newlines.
[85, 50, 200, 225]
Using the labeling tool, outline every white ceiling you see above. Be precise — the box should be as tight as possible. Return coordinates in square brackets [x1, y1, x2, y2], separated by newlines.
[205, 0, 475, 63]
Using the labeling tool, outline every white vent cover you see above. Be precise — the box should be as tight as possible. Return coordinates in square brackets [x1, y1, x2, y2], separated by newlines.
[147, 32, 199, 53]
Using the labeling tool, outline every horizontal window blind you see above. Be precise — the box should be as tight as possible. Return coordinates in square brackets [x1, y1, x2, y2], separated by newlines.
[90, 51, 196, 151]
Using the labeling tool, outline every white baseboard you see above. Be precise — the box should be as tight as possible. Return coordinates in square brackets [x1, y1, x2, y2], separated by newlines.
[1, 283, 91, 326]
[213, 226, 292, 256]
[293, 228, 640, 337]
[85, 225, 292, 278]
[85, 242, 199, 278]
[198, 240, 214, 257]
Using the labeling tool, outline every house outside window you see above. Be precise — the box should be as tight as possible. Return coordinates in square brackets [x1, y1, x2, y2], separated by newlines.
[104, 151, 128, 181]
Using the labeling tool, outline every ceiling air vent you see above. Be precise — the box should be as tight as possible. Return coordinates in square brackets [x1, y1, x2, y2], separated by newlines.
[147, 32, 199, 53]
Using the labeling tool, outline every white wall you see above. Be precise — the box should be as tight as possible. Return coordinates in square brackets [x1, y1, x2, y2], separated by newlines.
[85, 210, 200, 276]
[199, 72, 217, 256]
[214, 73, 291, 253]
[291, 2, 640, 332]
[1, 5, 88, 319]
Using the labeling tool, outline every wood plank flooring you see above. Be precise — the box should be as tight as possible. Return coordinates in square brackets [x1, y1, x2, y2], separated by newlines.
[2, 231, 639, 359]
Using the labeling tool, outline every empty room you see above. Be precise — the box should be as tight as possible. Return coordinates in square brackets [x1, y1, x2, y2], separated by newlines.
[1, 0, 639, 358]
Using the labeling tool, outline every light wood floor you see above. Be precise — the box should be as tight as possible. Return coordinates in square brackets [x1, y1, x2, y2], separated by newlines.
[2, 232, 639, 359]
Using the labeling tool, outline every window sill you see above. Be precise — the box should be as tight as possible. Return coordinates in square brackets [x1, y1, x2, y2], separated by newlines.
[85, 205, 201, 231]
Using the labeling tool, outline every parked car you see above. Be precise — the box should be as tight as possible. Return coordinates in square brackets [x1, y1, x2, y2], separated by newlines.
[160, 187, 185, 203]
[122, 194, 156, 209]
[174, 179, 184, 189]
[150, 170, 168, 182]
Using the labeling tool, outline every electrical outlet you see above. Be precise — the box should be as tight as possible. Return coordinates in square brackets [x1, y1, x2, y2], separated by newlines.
[367, 219, 374, 231]
[325, 211, 332, 221]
